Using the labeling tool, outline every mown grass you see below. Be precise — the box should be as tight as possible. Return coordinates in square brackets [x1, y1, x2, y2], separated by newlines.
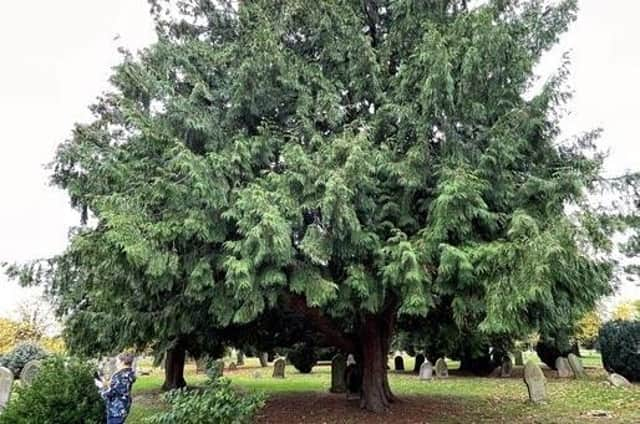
[128, 352, 640, 423]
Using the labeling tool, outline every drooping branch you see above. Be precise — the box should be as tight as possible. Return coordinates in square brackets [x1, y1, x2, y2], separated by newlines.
[286, 293, 356, 353]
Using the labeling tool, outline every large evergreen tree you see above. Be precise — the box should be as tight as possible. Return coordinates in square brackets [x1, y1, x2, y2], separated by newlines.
[8, 0, 636, 412]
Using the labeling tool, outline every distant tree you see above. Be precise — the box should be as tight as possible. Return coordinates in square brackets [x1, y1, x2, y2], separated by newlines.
[6, 0, 638, 412]
[612, 302, 637, 321]
[575, 310, 602, 349]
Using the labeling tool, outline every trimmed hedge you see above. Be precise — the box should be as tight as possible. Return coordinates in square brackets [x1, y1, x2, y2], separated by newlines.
[599, 320, 640, 382]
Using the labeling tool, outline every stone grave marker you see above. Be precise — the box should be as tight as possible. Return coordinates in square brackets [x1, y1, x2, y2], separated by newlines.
[435, 358, 448, 378]
[19, 360, 42, 386]
[413, 353, 425, 374]
[394, 355, 404, 371]
[555, 357, 572, 378]
[207, 359, 224, 379]
[514, 351, 524, 366]
[273, 358, 286, 378]
[523, 360, 546, 403]
[0, 367, 14, 410]
[607, 373, 631, 388]
[259, 352, 269, 367]
[330, 354, 347, 393]
[237, 351, 245, 366]
[196, 357, 208, 374]
[419, 360, 433, 380]
[501, 357, 513, 378]
[567, 354, 586, 378]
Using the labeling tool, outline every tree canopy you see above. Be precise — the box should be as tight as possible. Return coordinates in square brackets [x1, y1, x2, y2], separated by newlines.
[6, 0, 638, 412]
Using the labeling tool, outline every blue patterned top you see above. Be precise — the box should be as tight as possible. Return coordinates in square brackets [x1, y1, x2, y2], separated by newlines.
[101, 368, 136, 418]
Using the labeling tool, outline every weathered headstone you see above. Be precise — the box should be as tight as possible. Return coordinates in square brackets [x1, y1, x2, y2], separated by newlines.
[273, 358, 286, 378]
[237, 351, 245, 366]
[330, 354, 347, 393]
[514, 351, 524, 366]
[523, 360, 546, 403]
[207, 359, 224, 379]
[501, 357, 513, 378]
[259, 352, 269, 368]
[435, 358, 448, 378]
[419, 360, 433, 380]
[555, 357, 572, 378]
[394, 355, 405, 371]
[413, 353, 425, 374]
[0, 367, 14, 410]
[607, 373, 631, 388]
[567, 354, 586, 378]
[19, 360, 42, 386]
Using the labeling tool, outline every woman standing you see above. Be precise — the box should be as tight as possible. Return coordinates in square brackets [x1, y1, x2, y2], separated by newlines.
[100, 353, 137, 424]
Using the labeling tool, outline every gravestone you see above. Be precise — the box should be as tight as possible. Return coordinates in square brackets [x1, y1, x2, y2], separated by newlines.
[413, 354, 425, 374]
[345, 363, 362, 399]
[434, 358, 448, 378]
[259, 352, 269, 367]
[555, 357, 572, 378]
[207, 359, 224, 379]
[330, 354, 347, 393]
[237, 351, 245, 366]
[394, 356, 404, 371]
[523, 360, 546, 403]
[607, 373, 632, 388]
[273, 358, 286, 378]
[0, 367, 14, 410]
[514, 351, 524, 366]
[501, 357, 513, 378]
[567, 354, 585, 378]
[419, 360, 433, 380]
[19, 360, 42, 386]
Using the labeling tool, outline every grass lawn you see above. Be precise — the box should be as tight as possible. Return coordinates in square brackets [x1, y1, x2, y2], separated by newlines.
[128, 352, 640, 423]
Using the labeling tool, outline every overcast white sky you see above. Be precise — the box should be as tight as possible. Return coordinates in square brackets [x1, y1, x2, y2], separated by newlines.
[0, 1, 639, 320]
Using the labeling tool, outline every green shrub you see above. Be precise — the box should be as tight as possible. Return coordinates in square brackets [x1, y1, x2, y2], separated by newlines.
[599, 320, 640, 382]
[287, 343, 317, 373]
[0, 356, 104, 424]
[0, 342, 47, 376]
[147, 378, 265, 424]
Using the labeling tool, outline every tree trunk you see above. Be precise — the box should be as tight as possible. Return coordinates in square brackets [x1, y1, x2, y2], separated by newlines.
[259, 352, 268, 367]
[162, 345, 187, 390]
[359, 314, 395, 413]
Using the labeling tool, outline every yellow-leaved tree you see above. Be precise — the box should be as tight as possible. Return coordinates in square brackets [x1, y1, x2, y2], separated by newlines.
[575, 310, 602, 348]
[612, 302, 637, 321]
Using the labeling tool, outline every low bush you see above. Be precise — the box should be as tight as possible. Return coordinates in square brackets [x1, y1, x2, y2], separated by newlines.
[288, 343, 317, 373]
[0, 342, 47, 376]
[147, 378, 265, 424]
[0, 356, 104, 424]
[599, 320, 640, 382]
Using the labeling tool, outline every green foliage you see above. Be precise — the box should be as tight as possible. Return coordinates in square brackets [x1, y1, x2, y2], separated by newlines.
[599, 320, 640, 382]
[146, 378, 265, 424]
[0, 342, 47, 376]
[287, 343, 317, 374]
[5, 1, 632, 399]
[0, 356, 104, 424]
[535, 337, 577, 370]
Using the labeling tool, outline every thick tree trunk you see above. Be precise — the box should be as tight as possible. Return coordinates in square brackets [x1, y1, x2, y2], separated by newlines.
[162, 345, 187, 391]
[359, 314, 395, 413]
